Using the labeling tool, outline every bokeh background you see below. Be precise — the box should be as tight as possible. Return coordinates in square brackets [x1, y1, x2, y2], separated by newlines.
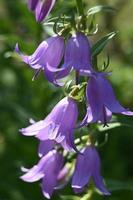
[0, 0, 133, 200]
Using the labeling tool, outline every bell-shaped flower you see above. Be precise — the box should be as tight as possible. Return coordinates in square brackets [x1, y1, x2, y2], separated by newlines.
[20, 97, 78, 151]
[72, 146, 110, 195]
[21, 150, 65, 199]
[28, 0, 39, 11]
[81, 73, 133, 126]
[15, 35, 65, 84]
[35, 0, 56, 22]
[45, 32, 93, 84]
[63, 32, 93, 74]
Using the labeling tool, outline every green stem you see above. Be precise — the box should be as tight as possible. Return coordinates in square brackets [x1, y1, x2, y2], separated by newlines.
[76, 0, 86, 31]
[76, 0, 84, 16]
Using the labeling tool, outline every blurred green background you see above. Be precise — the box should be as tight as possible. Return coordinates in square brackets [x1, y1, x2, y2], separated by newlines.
[0, 0, 133, 200]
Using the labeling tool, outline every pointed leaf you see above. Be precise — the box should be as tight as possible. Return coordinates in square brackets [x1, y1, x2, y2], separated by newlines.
[87, 5, 116, 15]
[92, 32, 117, 57]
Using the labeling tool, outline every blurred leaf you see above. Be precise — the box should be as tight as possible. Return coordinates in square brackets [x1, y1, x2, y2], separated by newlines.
[98, 119, 133, 132]
[60, 195, 79, 200]
[92, 32, 117, 57]
[107, 179, 133, 191]
[87, 5, 116, 15]
[80, 191, 93, 200]
[98, 122, 121, 132]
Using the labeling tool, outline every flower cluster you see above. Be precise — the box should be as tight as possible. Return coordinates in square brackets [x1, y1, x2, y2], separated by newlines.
[15, 32, 92, 85]
[16, 1, 133, 199]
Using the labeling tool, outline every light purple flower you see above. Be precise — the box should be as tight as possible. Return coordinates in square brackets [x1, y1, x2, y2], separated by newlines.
[81, 73, 133, 126]
[72, 146, 110, 195]
[45, 32, 93, 84]
[15, 35, 65, 84]
[35, 0, 56, 22]
[38, 140, 55, 157]
[28, 0, 39, 11]
[20, 97, 78, 151]
[63, 32, 92, 74]
[21, 150, 64, 199]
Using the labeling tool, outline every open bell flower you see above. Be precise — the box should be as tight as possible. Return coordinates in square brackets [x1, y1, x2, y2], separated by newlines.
[81, 73, 133, 126]
[20, 97, 78, 151]
[35, 0, 56, 22]
[72, 146, 110, 195]
[15, 35, 65, 84]
[45, 32, 93, 84]
[28, 0, 39, 11]
[63, 32, 93, 74]
[21, 150, 65, 199]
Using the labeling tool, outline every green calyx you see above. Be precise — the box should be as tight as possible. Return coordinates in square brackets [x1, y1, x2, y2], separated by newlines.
[68, 82, 87, 102]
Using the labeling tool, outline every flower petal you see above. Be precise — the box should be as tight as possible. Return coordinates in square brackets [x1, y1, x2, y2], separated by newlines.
[28, 0, 39, 11]
[60, 130, 78, 152]
[121, 110, 133, 116]
[72, 149, 92, 192]
[38, 140, 55, 157]
[99, 75, 127, 113]
[86, 78, 103, 122]
[91, 147, 111, 195]
[20, 150, 58, 183]
[44, 63, 72, 86]
[41, 174, 57, 199]
[20, 165, 44, 182]
[93, 172, 111, 195]
[57, 166, 68, 181]
[35, 0, 56, 22]
[20, 120, 49, 136]
[15, 43, 29, 65]
[64, 32, 93, 72]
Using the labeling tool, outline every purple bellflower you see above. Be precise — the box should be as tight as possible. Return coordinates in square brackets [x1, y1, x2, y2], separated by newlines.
[72, 146, 110, 195]
[45, 32, 93, 84]
[35, 0, 56, 22]
[21, 150, 65, 199]
[28, 0, 39, 11]
[81, 73, 133, 126]
[15, 35, 65, 83]
[20, 97, 78, 151]
[63, 32, 92, 74]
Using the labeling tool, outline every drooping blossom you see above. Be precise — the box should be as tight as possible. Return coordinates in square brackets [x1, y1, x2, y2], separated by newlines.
[63, 32, 92, 73]
[20, 97, 78, 151]
[81, 73, 133, 126]
[45, 32, 93, 84]
[28, 0, 39, 11]
[72, 146, 110, 195]
[35, 0, 56, 22]
[15, 35, 66, 84]
[21, 150, 65, 199]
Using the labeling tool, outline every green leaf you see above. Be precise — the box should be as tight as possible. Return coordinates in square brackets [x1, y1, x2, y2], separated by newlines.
[98, 119, 133, 132]
[87, 5, 116, 15]
[98, 122, 121, 132]
[107, 180, 133, 191]
[60, 195, 79, 200]
[92, 32, 117, 57]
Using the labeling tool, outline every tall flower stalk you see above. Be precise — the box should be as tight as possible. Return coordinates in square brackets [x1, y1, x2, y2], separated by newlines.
[14, 0, 133, 199]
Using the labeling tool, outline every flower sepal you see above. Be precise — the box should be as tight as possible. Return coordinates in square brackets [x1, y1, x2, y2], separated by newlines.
[68, 82, 87, 102]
